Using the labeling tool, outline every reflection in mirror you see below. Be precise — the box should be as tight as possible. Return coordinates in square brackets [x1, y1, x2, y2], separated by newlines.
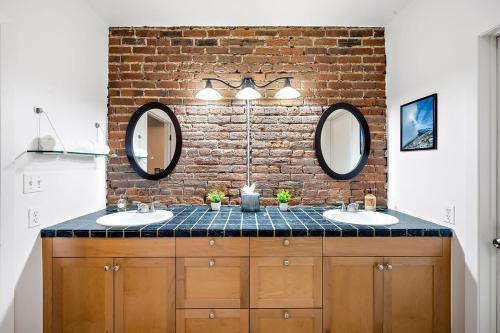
[126, 102, 182, 180]
[133, 109, 177, 175]
[315, 103, 370, 180]
[320, 109, 362, 174]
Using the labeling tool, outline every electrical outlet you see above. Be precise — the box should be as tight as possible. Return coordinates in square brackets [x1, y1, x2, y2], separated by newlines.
[28, 208, 40, 228]
[444, 205, 455, 224]
[23, 173, 43, 193]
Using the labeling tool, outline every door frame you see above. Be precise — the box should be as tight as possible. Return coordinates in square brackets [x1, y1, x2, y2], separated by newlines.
[478, 25, 500, 333]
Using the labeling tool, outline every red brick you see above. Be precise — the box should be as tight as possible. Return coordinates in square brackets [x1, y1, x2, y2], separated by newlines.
[107, 26, 387, 205]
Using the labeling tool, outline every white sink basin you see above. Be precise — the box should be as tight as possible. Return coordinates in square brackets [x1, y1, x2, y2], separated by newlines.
[96, 210, 173, 227]
[323, 209, 399, 226]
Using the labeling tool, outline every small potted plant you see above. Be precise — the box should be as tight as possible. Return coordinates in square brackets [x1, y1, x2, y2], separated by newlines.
[276, 189, 291, 211]
[207, 190, 225, 211]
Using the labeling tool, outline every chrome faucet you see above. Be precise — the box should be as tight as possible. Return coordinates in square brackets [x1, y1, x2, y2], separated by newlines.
[347, 202, 360, 212]
[148, 187, 160, 212]
[134, 201, 150, 213]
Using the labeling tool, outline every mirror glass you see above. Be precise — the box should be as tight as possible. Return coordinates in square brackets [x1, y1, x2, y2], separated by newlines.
[126, 103, 182, 180]
[315, 103, 370, 180]
[320, 109, 363, 174]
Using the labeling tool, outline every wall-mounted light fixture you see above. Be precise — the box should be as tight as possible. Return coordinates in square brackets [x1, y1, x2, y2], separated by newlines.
[195, 77, 300, 101]
[196, 76, 301, 187]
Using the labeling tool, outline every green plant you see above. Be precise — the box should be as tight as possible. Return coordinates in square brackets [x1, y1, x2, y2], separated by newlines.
[276, 189, 291, 203]
[207, 190, 225, 203]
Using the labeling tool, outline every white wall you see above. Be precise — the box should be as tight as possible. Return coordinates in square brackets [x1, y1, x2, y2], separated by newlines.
[386, 1, 500, 332]
[0, 0, 108, 331]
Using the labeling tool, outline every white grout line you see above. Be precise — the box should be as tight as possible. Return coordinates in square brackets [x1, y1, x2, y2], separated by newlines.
[265, 207, 276, 237]
[189, 207, 211, 236]
[286, 208, 310, 236]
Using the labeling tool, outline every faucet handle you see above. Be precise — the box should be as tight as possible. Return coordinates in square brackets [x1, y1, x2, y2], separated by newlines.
[150, 201, 161, 212]
[336, 201, 346, 211]
[133, 201, 150, 213]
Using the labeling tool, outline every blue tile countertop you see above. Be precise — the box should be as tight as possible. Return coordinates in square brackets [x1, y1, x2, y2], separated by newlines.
[40, 205, 453, 238]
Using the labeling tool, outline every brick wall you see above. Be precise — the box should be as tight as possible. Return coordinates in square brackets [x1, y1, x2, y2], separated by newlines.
[107, 26, 387, 206]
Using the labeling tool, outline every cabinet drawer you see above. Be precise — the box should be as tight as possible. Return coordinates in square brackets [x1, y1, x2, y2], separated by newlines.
[176, 257, 249, 308]
[176, 309, 249, 333]
[52, 238, 174, 257]
[323, 238, 444, 257]
[250, 257, 322, 308]
[176, 238, 249, 257]
[250, 309, 322, 333]
[250, 238, 322, 257]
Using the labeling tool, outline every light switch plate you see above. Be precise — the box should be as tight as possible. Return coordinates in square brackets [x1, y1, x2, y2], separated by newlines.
[23, 173, 43, 193]
[444, 205, 455, 224]
[28, 208, 40, 228]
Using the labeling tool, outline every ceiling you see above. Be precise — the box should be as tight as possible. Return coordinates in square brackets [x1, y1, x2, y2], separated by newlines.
[85, 0, 412, 27]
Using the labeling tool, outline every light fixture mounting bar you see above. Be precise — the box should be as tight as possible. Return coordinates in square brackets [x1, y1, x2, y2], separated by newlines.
[201, 76, 294, 90]
[253, 77, 293, 88]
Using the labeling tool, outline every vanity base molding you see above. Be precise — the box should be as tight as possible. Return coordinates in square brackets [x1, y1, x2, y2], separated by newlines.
[43, 237, 450, 333]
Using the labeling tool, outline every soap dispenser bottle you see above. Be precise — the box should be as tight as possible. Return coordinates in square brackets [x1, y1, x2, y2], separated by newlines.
[364, 189, 376, 212]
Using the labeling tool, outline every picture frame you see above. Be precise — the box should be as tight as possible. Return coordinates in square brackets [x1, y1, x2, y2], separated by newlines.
[400, 94, 437, 151]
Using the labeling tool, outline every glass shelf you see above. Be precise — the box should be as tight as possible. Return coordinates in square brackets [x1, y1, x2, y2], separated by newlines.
[27, 150, 118, 158]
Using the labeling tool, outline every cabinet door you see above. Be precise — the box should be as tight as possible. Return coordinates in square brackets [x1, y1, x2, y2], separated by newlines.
[177, 257, 249, 308]
[323, 257, 383, 333]
[114, 258, 175, 333]
[250, 309, 322, 333]
[384, 257, 449, 333]
[250, 257, 322, 308]
[52, 258, 113, 333]
[176, 309, 249, 333]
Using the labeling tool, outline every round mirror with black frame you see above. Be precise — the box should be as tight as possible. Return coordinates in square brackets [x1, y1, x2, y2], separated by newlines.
[125, 102, 182, 180]
[315, 103, 371, 180]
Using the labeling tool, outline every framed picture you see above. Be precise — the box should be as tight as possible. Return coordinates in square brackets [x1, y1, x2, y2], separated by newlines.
[400, 94, 437, 151]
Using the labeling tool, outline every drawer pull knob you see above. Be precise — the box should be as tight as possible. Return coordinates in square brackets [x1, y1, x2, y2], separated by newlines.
[376, 264, 384, 271]
[283, 311, 289, 320]
[283, 259, 290, 267]
[209, 312, 215, 319]
[283, 239, 290, 247]
[386, 264, 393, 271]
[209, 239, 216, 246]
[104, 265, 111, 272]
[113, 265, 120, 272]
[209, 259, 215, 267]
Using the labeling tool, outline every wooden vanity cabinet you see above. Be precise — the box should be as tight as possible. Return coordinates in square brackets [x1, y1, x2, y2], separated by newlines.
[176, 257, 249, 308]
[250, 257, 322, 308]
[383, 256, 449, 333]
[323, 257, 383, 333]
[114, 258, 175, 333]
[250, 238, 322, 309]
[44, 237, 450, 333]
[323, 238, 451, 333]
[52, 258, 114, 333]
[44, 238, 175, 333]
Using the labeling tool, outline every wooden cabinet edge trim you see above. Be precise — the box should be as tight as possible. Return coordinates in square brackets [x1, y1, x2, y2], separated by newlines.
[42, 238, 53, 333]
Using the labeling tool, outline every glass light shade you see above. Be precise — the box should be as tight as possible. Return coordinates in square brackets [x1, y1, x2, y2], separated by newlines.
[235, 87, 261, 100]
[196, 87, 222, 101]
[275, 86, 301, 99]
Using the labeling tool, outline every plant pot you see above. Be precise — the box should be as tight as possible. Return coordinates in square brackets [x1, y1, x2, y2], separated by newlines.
[211, 202, 221, 211]
[279, 202, 288, 211]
